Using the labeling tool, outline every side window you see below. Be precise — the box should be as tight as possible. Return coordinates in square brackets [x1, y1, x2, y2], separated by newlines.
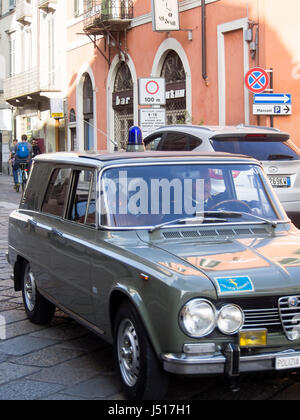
[188, 136, 202, 150]
[42, 168, 72, 217]
[159, 132, 189, 151]
[69, 169, 96, 226]
[145, 135, 163, 151]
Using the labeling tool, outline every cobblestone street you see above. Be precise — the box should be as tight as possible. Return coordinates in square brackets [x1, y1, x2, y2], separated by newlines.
[1, 174, 300, 400]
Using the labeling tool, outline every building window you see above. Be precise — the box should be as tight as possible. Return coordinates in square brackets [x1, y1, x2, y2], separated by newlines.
[9, 34, 16, 76]
[83, 74, 94, 151]
[161, 51, 187, 124]
[69, 109, 77, 151]
[24, 28, 32, 72]
[9, 0, 16, 11]
[48, 15, 55, 86]
[74, 0, 84, 16]
[112, 63, 134, 150]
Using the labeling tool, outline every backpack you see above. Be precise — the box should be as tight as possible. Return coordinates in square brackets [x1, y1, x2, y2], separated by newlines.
[16, 142, 29, 159]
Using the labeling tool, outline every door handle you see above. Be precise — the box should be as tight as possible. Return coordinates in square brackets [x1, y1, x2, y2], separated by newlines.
[27, 219, 37, 232]
[50, 228, 63, 238]
[49, 228, 66, 244]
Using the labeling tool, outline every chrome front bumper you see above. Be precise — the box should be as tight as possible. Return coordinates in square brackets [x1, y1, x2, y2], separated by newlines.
[162, 346, 300, 376]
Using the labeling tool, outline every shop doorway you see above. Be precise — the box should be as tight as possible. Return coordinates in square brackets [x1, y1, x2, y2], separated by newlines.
[112, 63, 134, 150]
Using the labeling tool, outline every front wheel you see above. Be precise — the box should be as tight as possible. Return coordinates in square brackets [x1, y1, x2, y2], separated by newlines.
[22, 263, 56, 325]
[113, 301, 169, 400]
[21, 170, 28, 192]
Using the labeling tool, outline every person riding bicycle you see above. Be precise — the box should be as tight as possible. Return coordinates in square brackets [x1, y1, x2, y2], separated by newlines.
[13, 135, 32, 191]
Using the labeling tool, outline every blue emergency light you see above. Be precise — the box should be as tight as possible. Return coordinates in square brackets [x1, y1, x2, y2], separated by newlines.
[127, 126, 145, 152]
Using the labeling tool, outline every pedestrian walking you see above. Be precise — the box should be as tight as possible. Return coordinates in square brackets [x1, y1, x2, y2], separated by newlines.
[9, 139, 18, 176]
[32, 139, 42, 158]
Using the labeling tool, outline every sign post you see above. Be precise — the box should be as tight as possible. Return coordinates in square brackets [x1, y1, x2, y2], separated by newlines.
[138, 77, 166, 137]
[139, 78, 166, 106]
[139, 109, 166, 138]
[245, 67, 270, 94]
[253, 93, 292, 116]
[50, 98, 64, 119]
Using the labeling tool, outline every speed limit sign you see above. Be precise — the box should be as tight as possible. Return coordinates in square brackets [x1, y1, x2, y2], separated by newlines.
[139, 78, 166, 105]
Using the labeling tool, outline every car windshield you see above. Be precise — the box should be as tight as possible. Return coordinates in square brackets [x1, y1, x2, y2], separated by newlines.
[100, 163, 281, 228]
[211, 137, 300, 161]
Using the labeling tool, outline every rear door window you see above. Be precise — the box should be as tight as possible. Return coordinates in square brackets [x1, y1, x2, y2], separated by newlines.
[42, 168, 72, 217]
[68, 169, 96, 226]
[159, 132, 202, 151]
[211, 137, 300, 161]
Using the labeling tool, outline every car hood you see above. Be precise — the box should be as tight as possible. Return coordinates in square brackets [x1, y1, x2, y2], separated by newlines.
[136, 230, 300, 298]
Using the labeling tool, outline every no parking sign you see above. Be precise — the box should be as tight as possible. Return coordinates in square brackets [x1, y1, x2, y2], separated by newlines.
[245, 67, 270, 93]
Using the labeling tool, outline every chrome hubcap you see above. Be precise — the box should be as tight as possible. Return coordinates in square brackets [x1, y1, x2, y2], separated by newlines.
[24, 267, 36, 312]
[117, 319, 140, 387]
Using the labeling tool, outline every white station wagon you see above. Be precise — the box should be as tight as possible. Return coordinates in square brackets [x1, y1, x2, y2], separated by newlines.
[144, 125, 300, 225]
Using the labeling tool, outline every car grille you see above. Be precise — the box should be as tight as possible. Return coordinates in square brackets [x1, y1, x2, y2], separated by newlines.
[243, 307, 282, 332]
[278, 296, 300, 340]
[234, 296, 300, 339]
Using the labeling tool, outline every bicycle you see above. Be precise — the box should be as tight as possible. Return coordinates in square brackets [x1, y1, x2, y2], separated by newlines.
[15, 161, 29, 193]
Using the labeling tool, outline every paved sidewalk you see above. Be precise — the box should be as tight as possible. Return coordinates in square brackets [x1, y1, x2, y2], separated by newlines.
[1, 173, 300, 400]
[0, 175, 125, 400]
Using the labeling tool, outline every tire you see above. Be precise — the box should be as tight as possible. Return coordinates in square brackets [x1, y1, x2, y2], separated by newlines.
[113, 301, 169, 400]
[21, 263, 56, 325]
[21, 171, 27, 192]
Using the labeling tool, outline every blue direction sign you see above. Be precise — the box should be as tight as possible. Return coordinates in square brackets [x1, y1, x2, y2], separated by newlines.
[254, 93, 291, 104]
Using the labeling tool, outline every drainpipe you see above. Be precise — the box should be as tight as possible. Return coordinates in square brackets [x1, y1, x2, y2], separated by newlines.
[202, 0, 208, 86]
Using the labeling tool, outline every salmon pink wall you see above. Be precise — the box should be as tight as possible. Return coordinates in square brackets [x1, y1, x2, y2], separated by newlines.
[66, 0, 300, 150]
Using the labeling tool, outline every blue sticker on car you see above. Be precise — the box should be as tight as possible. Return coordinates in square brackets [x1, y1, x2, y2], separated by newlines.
[215, 276, 255, 295]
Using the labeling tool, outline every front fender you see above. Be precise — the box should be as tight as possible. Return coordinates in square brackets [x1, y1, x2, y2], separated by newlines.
[109, 283, 164, 358]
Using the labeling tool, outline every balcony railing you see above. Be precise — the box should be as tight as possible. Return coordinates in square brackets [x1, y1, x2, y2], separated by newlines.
[38, 0, 57, 12]
[4, 68, 59, 102]
[83, 0, 133, 34]
[16, 0, 33, 25]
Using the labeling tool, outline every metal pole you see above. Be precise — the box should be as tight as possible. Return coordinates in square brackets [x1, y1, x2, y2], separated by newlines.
[202, 0, 208, 84]
[55, 119, 60, 152]
[269, 68, 274, 127]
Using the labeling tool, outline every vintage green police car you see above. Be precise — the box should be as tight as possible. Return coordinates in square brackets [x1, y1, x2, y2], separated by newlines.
[6, 150, 300, 399]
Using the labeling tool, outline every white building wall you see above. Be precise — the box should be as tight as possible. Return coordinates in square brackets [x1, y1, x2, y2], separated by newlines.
[2, 0, 68, 152]
[0, 0, 15, 173]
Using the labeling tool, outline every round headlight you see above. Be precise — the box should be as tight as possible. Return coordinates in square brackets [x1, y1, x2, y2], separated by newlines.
[217, 304, 244, 335]
[179, 299, 216, 338]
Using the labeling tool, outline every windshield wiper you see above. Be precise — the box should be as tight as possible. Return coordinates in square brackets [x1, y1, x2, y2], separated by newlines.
[238, 211, 278, 228]
[205, 210, 277, 228]
[149, 210, 277, 233]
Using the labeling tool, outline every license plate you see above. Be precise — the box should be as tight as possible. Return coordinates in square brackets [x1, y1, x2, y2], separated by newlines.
[275, 355, 300, 370]
[268, 176, 291, 188]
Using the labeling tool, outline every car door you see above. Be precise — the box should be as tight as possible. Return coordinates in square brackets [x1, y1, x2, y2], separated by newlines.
[41, 166, 96, 324]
